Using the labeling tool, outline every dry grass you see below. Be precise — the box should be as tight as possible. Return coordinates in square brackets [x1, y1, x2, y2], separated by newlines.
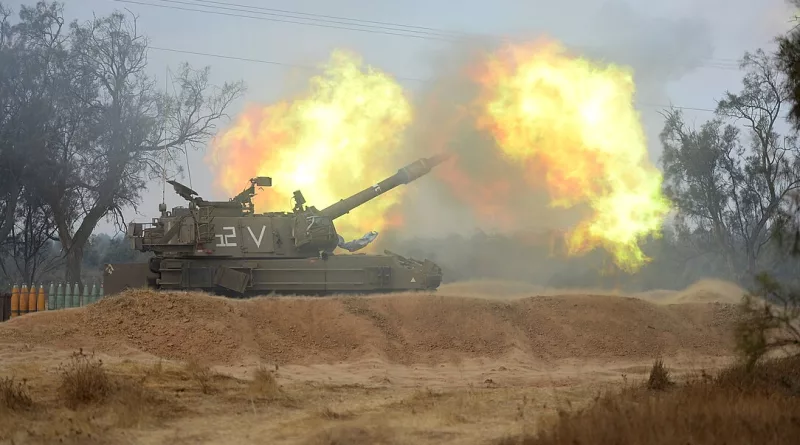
[0, 376, 33, 411]
[184, 360, 217, 394]
[55, 350, 173, 428]
[497, 354, 800, 445]
[713, 353, 800, 394]
[249, 364, 280, 398]
[57, 348, 111, 409]
[319, 406, 355, 420]
[0, 350, 183, 444]
[401, 387, 484, 425]
[10, 347, 790, 445]
[145, 359, 165, 378]
[107, 377, 166, 429]
[646, 357, 674, 391]
[307, 425, 398, 445]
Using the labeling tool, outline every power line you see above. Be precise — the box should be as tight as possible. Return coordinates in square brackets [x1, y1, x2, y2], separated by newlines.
[189, 0, 463, 35]
[147, 45, 720, 113]
[115, 0, 456, 41]
[180, 0, 457, 38]
[115, 0, 743, 67]
[165, 0, 749, 66]
[193, 0, 751, 65]
[148, 45, 427, 83]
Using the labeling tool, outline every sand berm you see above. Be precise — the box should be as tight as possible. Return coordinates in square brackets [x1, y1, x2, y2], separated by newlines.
[0, 279, 745, 367]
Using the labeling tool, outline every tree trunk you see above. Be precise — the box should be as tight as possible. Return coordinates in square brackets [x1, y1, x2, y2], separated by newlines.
[725, 245, 739, 283]
[65, 245, 83, 288]
[53, 204, 102, 290]
[747, 249, 758, 278]
[0, 181, 20, 244]
[737, 244, 759, 289]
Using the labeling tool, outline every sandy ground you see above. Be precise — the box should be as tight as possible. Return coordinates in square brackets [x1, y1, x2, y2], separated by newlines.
[0, 279, 747, 445]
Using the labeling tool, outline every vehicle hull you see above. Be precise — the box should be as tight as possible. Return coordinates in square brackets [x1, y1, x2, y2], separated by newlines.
[103, 253, 442, 297]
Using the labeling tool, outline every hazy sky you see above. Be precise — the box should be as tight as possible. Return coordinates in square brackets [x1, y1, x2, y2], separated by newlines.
[55, 0, 796, 235]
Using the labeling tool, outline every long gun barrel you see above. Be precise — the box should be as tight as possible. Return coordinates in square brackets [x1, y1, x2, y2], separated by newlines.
[320, 152, 452, 220]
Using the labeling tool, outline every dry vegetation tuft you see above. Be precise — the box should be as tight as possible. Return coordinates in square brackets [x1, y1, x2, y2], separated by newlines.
[319, 406, 355, 420]
[735, 273, 800, 367]
[714, 353, 800, 393]
[57, 348, 111, 409]
[0, 376, 33, 411]
[145, 359, 165, 378]
[497, 354, 800, 445]
[249, 364, 280, 398]
[646, 357, 674, 391]
[184, 359, 217, 394]
[490, 272, 800, 445]
[53, 349, 171, 428]
[108, 376, 165, 429]
[0, 349, 180, 444]
[308, 425, 397, 445]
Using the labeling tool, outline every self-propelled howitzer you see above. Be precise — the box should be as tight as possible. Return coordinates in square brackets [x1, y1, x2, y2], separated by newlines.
[102, 153, 452, 297]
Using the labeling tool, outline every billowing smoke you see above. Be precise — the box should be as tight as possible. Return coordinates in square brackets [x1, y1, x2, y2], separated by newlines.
[377, 1, 713, 283]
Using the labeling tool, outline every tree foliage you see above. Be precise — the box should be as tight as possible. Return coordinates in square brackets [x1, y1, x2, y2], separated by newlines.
[777, 0, 800, 131]
[730, 2, 800, 366]
[0, 189, 60, 284]
[659, 49, 800, 284]
[735, 273, 800, 368]
[0, 1, 245, 286]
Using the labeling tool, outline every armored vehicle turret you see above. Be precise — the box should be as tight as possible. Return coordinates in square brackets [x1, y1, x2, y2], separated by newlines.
[103, 153, 451, 297]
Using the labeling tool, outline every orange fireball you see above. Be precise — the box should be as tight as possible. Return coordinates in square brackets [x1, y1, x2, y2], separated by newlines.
[473, 39, 672, 271]
[206, 50, 413, 243]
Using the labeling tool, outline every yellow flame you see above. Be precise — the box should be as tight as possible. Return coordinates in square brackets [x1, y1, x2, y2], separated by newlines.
[475, 40, 671, 271]
[206, 50, 412, 241]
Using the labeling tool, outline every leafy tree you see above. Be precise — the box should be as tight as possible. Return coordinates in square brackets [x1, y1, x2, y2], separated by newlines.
[0, 1, 59, 252]
[8, 2, 245, 286]
[659, 111, 741, 278]
[720, 5, 800, 367]
[776, 0, 800, 131]
[0, 1, 67, 288]
[660, 49, 800, 283]
[81, 233, 150, 274]
[0, 2, 18, 248]
[0, 191, 60, 284]
[736, 272, 800, 368]
[716, 50, 800, 274]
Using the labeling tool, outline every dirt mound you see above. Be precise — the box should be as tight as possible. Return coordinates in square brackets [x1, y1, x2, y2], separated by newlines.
[634, 279, 748, 305]
[441, 278, 749, 306]
[0, 287, 741, 366]
[437, 280, 543, 299]
[668, 279, 748, 304]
